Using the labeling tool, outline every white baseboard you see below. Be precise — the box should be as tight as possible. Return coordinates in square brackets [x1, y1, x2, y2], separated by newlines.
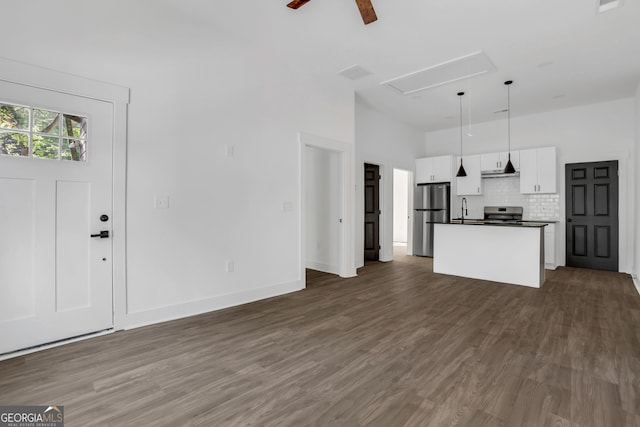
[0, 329, 114, 361]
[633, 274, 640, 297]
[122, 279, 304, 331]
[341, 269, 358, 278]
[306, 261, 339, 275]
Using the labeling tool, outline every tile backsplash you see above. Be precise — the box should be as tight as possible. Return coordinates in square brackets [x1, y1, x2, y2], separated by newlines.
[454, 176, 560, 220]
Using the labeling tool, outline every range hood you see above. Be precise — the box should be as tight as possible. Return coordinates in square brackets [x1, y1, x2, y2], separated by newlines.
[481, 170, 520, 179]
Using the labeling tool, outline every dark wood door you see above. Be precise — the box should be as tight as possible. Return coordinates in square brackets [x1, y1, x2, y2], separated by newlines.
[565, 161, 618, 271]
[364, 163, 380, 261]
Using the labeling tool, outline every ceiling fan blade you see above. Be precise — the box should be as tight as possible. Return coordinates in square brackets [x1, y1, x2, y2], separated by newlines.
[354, 0, 377, 24]
[287, 0, 311, 9]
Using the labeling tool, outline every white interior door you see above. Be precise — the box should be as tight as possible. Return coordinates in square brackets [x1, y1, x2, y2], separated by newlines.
[0, 81, 113, 355]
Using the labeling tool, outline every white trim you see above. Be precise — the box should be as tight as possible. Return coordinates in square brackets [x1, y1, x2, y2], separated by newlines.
[122, 280, 303, 330]
[0, 329, 114, 361]
[0, 57, 129, 104]
[407, 170, 415, 256]
[633, 274, 640, 296]
[306, 261, 340, 275]
[299, 132, 356, 280]
[112, 103, 129, 330]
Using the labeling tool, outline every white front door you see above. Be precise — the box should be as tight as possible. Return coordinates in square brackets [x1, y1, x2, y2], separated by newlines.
[0, 81, 113, 355]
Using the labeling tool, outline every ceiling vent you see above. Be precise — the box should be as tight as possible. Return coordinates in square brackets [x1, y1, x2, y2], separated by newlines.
[380, 51, 496, 96]
[598, 0, 622, 12]
[338, 65, 373, 81]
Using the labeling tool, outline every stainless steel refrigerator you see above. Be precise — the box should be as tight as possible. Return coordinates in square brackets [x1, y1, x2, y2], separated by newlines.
[413, 182, 450, 257]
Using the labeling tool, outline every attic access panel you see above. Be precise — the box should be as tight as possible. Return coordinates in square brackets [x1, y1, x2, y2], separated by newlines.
[381, 51, 496, 96]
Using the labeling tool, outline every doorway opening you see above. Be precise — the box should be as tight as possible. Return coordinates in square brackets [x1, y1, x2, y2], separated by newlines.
[299, 132, 355, 283]
[305, 145, 343, 275]
[565, 160, 619, 271]
[393, 169, 412, 258]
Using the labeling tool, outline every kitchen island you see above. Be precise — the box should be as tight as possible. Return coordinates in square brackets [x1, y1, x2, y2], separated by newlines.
[433, 222, 547, 288]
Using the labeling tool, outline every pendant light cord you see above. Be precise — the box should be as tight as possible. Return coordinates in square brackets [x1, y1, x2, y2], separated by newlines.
[502, 80, 516, 174]
[455, 91, 467, 177]
[507, 83, 511, 153]
[459, 92, 463, 156]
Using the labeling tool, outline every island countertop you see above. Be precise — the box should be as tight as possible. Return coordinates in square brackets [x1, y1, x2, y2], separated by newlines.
[447, 220, 549, 228]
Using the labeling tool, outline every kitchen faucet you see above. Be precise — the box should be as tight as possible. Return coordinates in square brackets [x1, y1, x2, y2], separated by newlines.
[461, 197, 468, 223]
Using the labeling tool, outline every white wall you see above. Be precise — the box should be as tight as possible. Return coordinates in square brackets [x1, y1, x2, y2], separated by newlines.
[425, 98, 636, 273]
[2, 3, 356, 328]
[305, 146, 341, 274]
[634, 83, 640, 293]
[355, 98, 426, 266]
[393, 169, 410, 243]
[122, 63, 354, 327]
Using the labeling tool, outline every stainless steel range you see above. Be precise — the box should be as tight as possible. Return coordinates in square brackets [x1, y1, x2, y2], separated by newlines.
[483, 206, 523, 224]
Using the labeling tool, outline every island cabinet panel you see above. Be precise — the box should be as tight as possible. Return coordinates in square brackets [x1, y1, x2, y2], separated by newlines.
[434, 223, 546, 288]
[416, 155, 453, 184]
[520, 147, 556, 194]
[455, 154, 482, 195]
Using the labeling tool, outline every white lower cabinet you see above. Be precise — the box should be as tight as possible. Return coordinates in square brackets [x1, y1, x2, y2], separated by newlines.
[544, 223, 556, 269]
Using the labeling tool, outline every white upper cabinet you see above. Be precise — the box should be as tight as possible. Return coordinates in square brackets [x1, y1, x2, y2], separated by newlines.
[519, 147, 557, 194]
[480, 151, 520, 172]
[416, 155, 453, 184]
[455, 154, 482, 195]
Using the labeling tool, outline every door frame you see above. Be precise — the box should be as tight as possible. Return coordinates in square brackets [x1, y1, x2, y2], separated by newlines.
[564, 160, 619, 271]
[362, 161, 386, 261]
[0, 58, 130, 331]
[299, 132, 356, 282]
[364, 162, 381, 262]
[558, 151, 631, 273]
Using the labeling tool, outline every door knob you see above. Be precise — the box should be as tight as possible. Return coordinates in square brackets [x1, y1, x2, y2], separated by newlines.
[91, 230, 110, 239]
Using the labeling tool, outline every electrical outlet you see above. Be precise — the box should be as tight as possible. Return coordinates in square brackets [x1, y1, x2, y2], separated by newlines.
[154, 195, 169, 209]
[226, 261, 235, 273]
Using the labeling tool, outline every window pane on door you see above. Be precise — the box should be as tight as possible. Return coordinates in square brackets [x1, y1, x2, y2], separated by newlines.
[33, 109, 60, 135]
[33, 135, 60, 159]
[0, 103, 30, 130]
[1, 102, 88, 161]
[62, 138, 86, 162]
[63, 115, 87, 138]
[0, 131, 29, 156]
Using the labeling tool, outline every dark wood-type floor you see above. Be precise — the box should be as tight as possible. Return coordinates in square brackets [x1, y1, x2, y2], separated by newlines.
[1, 248, 640, 426]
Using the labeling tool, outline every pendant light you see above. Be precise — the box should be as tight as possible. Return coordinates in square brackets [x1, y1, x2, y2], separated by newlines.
[503, 80, 516, 174]
[455, 91, 467, 177]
